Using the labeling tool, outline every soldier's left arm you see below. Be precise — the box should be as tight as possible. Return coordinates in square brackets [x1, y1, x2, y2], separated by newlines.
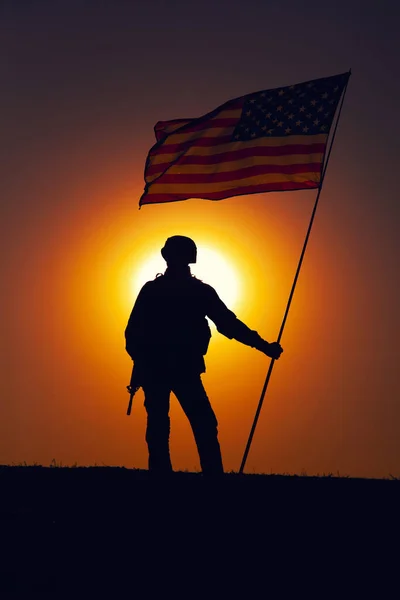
[204, 285, 265, 350]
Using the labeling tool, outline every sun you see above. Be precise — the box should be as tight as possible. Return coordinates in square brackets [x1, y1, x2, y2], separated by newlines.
[192, 246, 240, 308]
[132, 244, 241, 312]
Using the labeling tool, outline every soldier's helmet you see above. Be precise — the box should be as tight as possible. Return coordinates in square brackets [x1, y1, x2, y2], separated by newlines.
[161, 235, 197, 265]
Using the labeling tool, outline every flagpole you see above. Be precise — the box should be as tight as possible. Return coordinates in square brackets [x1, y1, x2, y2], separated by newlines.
[238, 71, 351, 474]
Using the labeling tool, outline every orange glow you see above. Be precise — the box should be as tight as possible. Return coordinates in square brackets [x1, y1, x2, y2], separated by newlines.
[133, 244, 241, 312]
[3, 176, 398, 480]
[3, 6, 399, 482]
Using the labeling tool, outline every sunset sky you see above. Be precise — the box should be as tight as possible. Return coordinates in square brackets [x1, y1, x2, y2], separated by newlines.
[1, 1, 399, 478]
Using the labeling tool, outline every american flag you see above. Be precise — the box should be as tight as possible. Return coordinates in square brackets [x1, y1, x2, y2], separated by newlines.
[139, 72, 350, 206]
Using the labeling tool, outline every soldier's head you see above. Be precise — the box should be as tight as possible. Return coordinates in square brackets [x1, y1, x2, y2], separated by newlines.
[161, 235, 197, 266]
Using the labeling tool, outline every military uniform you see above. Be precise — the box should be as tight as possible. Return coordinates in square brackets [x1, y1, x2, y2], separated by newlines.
[125, 267, 266, 475]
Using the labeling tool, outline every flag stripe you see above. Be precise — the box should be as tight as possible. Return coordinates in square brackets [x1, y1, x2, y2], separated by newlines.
[159, 126, 233, 144]
[148, 162, 322, 186]
[150, 139, 325, 166]
[154, 109, 242, 139]
[151, 133, 327, 158]
[151, 109, 242, 151]
[146, 144, 325, 175]
[159, 105, 243, 132]
[146, 152, 324, 179]
[177, 116, 241, 133]
[142, 180, 319, 204]
[151, 134, 234, 154]
[155, 119, 193, 140]
[148, 170, 320, 195]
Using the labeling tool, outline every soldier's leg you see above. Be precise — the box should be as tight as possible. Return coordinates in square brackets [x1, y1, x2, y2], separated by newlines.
[142, 380, 173, 473]
[172, 374, 224, 475]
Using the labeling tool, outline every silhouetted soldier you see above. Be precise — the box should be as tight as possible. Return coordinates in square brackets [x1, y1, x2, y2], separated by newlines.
[125, 236, 283, 475]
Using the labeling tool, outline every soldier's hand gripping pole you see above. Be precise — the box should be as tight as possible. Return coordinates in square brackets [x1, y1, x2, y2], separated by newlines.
[126, 363, 141, 416]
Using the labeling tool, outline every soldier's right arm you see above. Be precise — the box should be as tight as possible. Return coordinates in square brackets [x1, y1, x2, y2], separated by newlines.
[125, 283, 151, 360]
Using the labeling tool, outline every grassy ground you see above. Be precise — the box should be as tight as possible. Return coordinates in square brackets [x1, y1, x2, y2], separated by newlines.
[1, 465, 399, 596]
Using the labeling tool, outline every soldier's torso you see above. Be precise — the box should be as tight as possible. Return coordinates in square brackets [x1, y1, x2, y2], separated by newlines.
[137, 274, 212, 373]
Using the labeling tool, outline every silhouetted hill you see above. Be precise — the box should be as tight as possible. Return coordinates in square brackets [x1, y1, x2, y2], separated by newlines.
[1, 466, 398, 596]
